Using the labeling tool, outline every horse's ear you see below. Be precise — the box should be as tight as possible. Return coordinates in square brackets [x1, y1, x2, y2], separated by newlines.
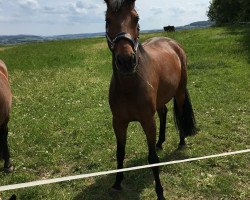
[131, 0, 136, 5]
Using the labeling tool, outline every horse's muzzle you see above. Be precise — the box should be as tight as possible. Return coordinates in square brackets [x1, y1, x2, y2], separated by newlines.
[115, 53, 138, 76]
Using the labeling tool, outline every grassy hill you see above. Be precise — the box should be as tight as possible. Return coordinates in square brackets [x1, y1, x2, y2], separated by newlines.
[0, 25, 249, 199]
[0, 21, 213, 45]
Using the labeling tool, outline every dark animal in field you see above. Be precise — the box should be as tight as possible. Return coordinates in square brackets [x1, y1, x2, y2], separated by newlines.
[0, 59, 13, 173]
[164, 25, 175, 32]
[104, 0, 197, 199]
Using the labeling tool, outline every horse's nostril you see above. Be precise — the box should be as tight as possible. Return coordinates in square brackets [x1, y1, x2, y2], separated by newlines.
[116, 55, 130, 66]
[116, 54, 137, 69]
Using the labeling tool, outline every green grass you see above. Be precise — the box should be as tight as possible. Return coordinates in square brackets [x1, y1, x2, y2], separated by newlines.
[0, 25, 249, 199]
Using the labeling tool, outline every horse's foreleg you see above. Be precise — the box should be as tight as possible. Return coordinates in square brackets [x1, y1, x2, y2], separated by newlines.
[156, 106, 168, 150]
[141, 118, 165, 200]
[0, 124, 13, 173]
[112, 118, 128, 191]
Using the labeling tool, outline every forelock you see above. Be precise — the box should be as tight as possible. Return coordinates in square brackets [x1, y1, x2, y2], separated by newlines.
[106, 0, 135, 11]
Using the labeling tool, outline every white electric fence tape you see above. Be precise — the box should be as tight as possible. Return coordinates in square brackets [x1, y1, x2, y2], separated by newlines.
[0, 149, 249, 192]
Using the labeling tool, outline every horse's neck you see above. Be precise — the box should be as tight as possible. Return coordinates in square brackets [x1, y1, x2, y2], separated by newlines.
[112, 70, 140, 92]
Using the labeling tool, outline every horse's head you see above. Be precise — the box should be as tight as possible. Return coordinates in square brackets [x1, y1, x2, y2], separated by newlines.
[104, 0, 140, 76]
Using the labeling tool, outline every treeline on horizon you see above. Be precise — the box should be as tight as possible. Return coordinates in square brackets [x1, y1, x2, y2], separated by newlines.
[207, 0, 250, 25]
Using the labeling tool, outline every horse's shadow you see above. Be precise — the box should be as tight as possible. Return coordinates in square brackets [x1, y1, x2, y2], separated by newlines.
[73, 147, 189, 200]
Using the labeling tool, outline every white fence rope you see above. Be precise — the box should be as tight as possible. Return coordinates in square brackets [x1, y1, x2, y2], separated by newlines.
[0, 149, 249, 192]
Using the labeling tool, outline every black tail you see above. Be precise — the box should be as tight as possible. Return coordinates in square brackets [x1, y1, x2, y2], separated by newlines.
[174, 90, 197, 137]
[0, 125, 3, 160]
[0, 123, 8, 160]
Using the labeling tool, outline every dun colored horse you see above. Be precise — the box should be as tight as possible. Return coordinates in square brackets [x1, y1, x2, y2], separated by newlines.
[0, 59, 13, 173]
[104, 0, 196, 199]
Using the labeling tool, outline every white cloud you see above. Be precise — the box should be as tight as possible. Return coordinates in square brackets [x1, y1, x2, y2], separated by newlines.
[42, 6, 56, 13]
[69, 1, 102, 15]
[69, 2, 87, 15]
[17, 0, 40, 10]
[149, 7, 164, 15]
[169, 7, 186, 16]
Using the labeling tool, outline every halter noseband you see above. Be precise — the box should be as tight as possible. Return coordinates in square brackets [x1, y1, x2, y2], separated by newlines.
[106, 32, 139, 53]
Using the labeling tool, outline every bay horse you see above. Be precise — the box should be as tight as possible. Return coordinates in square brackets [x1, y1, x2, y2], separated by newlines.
[104, 0, 196, 199]
[0, 59, 13, 173]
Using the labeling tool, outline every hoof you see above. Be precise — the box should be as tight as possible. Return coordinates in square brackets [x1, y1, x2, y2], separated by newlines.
[112, 184, 122, 191]
[9, 194, 17, 200]
[178, 143, 186, 150]
[157, 193, 165, 200]
[156, 143, 163, 150]
[178, 139, 186, 149]
[4, 164, 14, 173]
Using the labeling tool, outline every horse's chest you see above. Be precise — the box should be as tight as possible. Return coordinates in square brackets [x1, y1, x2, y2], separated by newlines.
[110, 92, 154, 121]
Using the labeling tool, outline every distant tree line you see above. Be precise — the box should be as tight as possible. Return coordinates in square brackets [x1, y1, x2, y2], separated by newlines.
[207, 0, 250, 25]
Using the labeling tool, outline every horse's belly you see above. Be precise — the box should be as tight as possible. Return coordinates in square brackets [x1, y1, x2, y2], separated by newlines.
[156, 65, 181, 109]
[156, 88, 177, 109]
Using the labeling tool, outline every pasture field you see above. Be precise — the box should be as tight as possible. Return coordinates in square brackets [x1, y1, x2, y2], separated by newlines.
[0, 25, 249, 199]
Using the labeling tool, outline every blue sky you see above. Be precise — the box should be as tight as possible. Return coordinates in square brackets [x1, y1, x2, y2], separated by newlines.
[0, 0, 210, 36]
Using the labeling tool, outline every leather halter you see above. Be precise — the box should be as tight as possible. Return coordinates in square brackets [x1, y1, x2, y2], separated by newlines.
[106, 31, 139, 53]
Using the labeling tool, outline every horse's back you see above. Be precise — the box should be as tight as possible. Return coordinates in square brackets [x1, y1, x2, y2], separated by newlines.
[142, 37, 172, 47]
[142, 37, 186, 62]
[0, 60, 12, 125]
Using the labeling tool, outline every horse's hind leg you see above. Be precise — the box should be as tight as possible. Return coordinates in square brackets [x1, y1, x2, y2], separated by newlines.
[156, 106, 168, 150]
[0, 124, 13, 173]
[112, 118, 128, 191]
